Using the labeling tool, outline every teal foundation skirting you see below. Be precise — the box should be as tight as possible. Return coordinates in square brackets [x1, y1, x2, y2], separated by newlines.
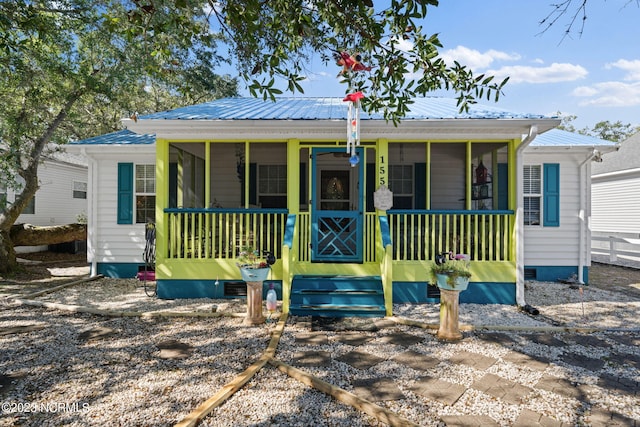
[525, 265, 589, 283]
[392, 281, 516, 305]
[157, 279, 282, 300]
[97, 263, 140, 279]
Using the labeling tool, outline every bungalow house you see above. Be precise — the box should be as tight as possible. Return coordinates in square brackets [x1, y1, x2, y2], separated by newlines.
[591, 132, 639, 260]
[66, 97, 617, 317]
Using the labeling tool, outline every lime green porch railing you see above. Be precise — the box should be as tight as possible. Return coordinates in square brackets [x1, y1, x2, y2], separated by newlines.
[386, 210, 515, 261]
[163, 208, 288, 260]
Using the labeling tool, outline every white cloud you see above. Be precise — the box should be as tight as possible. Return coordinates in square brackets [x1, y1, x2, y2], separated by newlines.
[487, 63, 588, 84]
[605, 59, 640, 81]
[571, 81, 640, 107]
[439, 45, 520, 70]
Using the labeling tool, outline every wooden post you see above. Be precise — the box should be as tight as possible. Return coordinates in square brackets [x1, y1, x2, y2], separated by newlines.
[437, 288, 463, 341]
[244, 281, 265, 325]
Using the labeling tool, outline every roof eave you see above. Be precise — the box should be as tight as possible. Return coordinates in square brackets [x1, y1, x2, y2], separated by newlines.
[123, 117, 560, 141]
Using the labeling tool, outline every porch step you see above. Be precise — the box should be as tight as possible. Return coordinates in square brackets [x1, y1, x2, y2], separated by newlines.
[289, 275, 385, 318]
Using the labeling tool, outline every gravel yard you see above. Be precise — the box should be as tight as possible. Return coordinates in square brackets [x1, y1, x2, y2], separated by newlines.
[1, 254, 639, 426]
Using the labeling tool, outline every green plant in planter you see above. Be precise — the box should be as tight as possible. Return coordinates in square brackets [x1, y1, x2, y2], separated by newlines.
[236, 246, 270, 270]
[430, 258, 472, 288]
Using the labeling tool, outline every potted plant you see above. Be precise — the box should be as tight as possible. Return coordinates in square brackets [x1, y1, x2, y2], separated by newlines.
[430, 254, 472, 291]
[236, 246, 274, 282]
[430, 253, 471, 341]
[236, 246, 276, 326]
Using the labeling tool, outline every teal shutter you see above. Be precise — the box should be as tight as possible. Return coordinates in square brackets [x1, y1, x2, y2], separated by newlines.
[543, 163, 560, 227]
[117, 163, 134, 224]
[365, 162, 375, 211]
[414, 163, 426, 209]
[497, 163, 508, 210]
[249, 163, 257, 205]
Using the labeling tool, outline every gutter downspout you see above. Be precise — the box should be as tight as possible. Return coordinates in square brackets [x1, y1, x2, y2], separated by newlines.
[82, 148, 99, 277]
[515, 125, 538, 307]
[577, 149, 601, 285]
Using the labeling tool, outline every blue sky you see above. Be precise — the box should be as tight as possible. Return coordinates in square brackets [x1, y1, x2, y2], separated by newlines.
[235, 1, 640, 129]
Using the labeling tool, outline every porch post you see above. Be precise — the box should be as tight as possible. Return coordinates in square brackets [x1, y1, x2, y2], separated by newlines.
[282, 139, 300, 314]
[155, 138, 169, 272]
[376, 139, 394, 316]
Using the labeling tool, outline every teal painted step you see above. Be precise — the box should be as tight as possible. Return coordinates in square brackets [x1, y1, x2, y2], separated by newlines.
[290, 275, 385, 318]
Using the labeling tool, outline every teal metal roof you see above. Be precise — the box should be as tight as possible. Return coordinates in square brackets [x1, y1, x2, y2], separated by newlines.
[531, 129, 618, 147]
[140, 96, 551, 121]
[69, 129, 155, 145]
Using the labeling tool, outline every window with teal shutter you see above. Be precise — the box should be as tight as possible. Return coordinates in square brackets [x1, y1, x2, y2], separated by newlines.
[543, 163, 560, 226]
[117, 163, 133, 224]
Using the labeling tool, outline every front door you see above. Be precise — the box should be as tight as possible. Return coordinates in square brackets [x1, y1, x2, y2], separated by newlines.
[311, 147, 363, 262]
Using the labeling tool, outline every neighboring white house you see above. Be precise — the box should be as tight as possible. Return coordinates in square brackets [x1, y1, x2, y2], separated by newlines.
[591, 132, 639, 262]
[1, 149, 88, 252]
[65, 97, 617, 308]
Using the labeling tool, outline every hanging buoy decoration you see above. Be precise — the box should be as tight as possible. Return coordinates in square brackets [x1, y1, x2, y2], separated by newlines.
[344, 91, 364, 167]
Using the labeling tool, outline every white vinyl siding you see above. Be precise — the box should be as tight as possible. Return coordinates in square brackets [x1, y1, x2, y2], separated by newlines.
[14, 160, 87, 225]
[521, 151, 586, 267]
[592, 172, 640, 234]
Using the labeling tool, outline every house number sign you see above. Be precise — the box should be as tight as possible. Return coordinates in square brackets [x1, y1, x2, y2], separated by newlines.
[374, 185, 393, 211]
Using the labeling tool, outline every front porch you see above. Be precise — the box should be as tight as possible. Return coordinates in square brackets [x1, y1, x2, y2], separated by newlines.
[155, 208, 517, 312]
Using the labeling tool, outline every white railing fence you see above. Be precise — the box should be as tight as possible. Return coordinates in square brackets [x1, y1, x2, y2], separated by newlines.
[591, 234, 640, 263]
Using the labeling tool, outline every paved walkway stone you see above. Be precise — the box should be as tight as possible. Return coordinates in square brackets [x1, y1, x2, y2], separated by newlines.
[392, 350, 440, 371]
[560, 352, 605, 371]
[295, 331, 328, 346]
[78, 326, 116, 342]
[524, 333, 568, 347]
[156, 339, 193, 360]
[471, 373, 533, 404]
[336, 349, 385, 370]
[597, 373, 639, 396]
[334, 331, 373, 346]
[449, 350, 496, 370]
[587, 408, 639, 426]
[566, 334, 610, 348]
[608, 351, 640, 369]
[502, 351, 549, 371]
[535, 374, 590, 400]
[0, 372, 25, 395]
[607, 333, 640, 346]
[475, 332, 517, 346]
[410, 376, 466, 406]
[352, 377, 405, 401]
[378, 331, 424, 347]
[512, 408, 566, 427]
[290, 350, 331, 367]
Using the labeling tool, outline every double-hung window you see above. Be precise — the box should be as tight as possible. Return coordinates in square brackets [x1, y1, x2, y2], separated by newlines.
[73, 181, 87, 199]
[135, 164, 155, 224]
[389, 164, 413, 209]
[523, 163, 560, 227]
[523, 165, 541, 225]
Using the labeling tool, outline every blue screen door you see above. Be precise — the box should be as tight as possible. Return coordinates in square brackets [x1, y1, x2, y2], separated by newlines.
[311, 147, 363, 262]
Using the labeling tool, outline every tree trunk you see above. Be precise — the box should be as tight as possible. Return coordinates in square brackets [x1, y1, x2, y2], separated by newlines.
[0, 223, 87, 274]
[0, 231, 18, 274]
[10, 223, 87, 246]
